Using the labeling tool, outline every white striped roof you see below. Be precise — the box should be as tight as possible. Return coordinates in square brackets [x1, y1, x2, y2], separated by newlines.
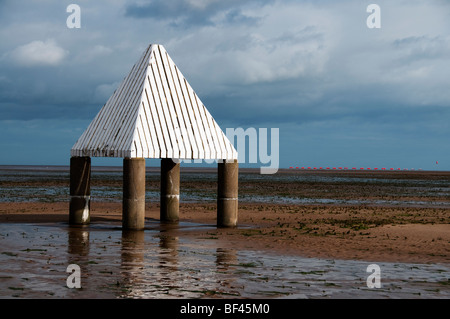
[71, 44, 237, 160]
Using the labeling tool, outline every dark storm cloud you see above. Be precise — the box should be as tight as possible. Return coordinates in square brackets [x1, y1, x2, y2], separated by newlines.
[393, 35, 450, 62]
[223, 8, 258, 25]
[124, 0, 267, 27]
[0, 59, 104, 120]
[1, 0, 449, 169]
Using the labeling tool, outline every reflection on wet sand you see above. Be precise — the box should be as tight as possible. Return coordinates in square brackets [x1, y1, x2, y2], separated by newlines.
[117, 224, 240, 298]
[120, 230, 145, 297]
[158, 226, 179, 272]
[66, 226, 91, 296]
[216, 248, 237, 271]
[1, 222, 448, 299]
[118, 224, 182, 298]
[67, 226, 90, 257]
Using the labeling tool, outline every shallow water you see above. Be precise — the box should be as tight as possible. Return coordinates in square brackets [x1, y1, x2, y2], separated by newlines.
[1, 169, 449, 207]
[0, 222, 448, 299]
[2, 184, 448, 207]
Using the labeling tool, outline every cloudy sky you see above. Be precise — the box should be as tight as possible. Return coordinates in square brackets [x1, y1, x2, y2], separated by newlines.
[0, 0, 449, 170]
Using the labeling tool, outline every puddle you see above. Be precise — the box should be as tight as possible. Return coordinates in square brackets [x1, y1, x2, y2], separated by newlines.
[0, 222, 448, 299]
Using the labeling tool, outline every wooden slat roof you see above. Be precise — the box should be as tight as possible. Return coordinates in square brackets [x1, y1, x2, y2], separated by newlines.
[71, 44, 237, 160]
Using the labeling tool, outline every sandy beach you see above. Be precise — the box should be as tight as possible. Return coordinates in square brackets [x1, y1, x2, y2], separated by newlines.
[1, 168, 449, 264]
[1, 168, 449, 299]
[0, 201, 449, 264]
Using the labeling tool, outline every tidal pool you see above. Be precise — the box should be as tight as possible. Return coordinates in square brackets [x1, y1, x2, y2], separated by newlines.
[0, 221, 448, 299]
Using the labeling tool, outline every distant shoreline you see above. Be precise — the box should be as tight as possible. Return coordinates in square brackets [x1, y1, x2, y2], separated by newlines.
[0, 164, 448, 174]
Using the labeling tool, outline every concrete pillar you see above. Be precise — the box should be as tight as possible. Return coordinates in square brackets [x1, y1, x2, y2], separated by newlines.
[69, 156, 91, 225]
[123, 158, 146, 230]
[217, 159, 238, 227]
[160, 158, 180, 222]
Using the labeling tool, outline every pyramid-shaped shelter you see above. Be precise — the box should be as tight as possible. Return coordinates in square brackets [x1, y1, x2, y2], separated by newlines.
[71, 44, 237, 160]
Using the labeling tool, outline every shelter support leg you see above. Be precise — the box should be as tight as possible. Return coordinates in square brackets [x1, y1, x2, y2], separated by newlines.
[123, 158, 146, 230]
[217, 159, 238, 227]
[69, 156, 91, 225]
[160, 158, 180, 222]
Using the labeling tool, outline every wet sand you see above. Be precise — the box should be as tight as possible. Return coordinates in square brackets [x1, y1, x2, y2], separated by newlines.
[2, 220, 448, 299]
[0, 169, 449, 299]
[1, 168, 449, 264]
[0, 200, 448, 264]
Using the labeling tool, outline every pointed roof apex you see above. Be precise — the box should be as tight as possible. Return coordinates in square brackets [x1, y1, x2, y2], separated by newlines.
[71, 44, 237, 160]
